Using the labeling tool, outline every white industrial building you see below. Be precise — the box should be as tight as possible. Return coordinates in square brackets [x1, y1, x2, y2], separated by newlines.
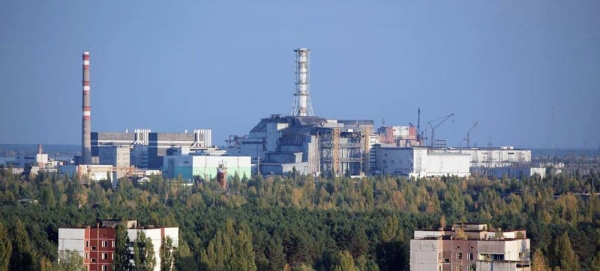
[372, 146, 471, 178]
[438, 147, 531, 168]
[371, 145, 543, 179]
[163, 155, 252, 181]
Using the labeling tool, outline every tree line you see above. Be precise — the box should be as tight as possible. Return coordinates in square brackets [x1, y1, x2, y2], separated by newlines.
[0, 165, 600, 270]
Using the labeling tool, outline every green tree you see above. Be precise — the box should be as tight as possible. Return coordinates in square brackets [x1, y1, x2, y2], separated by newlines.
[554, 233, 580, 271]
[173, 240, 197, 271]
[263, 234, 286, 271]
[160, 236, 174, 271]
[590, 251, 600, 271]
[332, 251, 357, 271]
[112, 223, 131, 271]
[0, 222, 12, 271]
[531, 249, 550, 271]
[56, 250, 87, 271]
[200, 219, 256, 271]
[134, 231, 156, 271]
[9, 219, 35, 271]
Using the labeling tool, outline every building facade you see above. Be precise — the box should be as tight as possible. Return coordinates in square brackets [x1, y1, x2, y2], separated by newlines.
[226, 115, 375, 176]
[163, 155, 252, 181]
[58, 220, 179, 271]
[90, 129, 212, 169]
[410, 224, 530, 271]
[372, 146, 471, 177]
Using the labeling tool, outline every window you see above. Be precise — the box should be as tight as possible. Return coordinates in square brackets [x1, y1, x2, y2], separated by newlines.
[457, 253, 462, 260]
[84, 253, 88, 259]
[91, 246, 96, 250]
[102, 241, 108, 247]
[91, 258, 96, 263]
[467, 253, 473, 260]
[112, 241, 115, 247]
[85, 241, 89, 247]
[101, 253, 107, 260]
[102, 265, 107, 271]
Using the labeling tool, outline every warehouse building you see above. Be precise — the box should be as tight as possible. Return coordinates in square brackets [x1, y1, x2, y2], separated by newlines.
[371, 146, 471, 177]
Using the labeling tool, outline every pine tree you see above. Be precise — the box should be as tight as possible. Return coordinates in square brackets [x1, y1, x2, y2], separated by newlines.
[590, 251, 600, 271]
[173, 240, 197, 271]
[112, 223, 131, 271]
[200, 219, 256, 271]
[266, 235, 286, 271]
[531, 249, 550, 271]
[9, 219, 35, 271]
[331, 251, 357, 271]
[554, 233, 580, 271]
[0, 222, 12, 271]
[134, 231, 156, 271]
[160, 236, 174, 271]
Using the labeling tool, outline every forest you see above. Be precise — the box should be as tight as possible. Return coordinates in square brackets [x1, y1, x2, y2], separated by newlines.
[0, 165, 600, 271]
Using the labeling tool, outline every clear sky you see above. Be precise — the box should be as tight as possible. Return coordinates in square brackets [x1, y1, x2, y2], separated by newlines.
[1, 1, 599, 149]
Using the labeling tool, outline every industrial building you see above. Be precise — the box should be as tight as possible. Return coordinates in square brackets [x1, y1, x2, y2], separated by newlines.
[91, 128, 213, 169]
[163, 155, 251, 181]
[226, 48, 375, 176]
[72, 50, 541, 180]
[369, 144, 542, 178]
[58, 220, 178, 271]
[410, 223, 531, 271]
[75, 51, 214, 174]
[371, 146, 471, 178]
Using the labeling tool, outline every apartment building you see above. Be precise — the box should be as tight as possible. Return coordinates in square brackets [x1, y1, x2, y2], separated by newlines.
[58, 220, 178, 271]
[410, 223, 530, 271]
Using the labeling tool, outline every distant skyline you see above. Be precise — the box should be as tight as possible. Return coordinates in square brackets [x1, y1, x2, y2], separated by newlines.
[1, 1, 599, 149]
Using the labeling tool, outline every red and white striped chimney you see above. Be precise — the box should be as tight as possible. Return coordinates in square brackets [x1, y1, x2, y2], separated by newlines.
[82, 52, 92, 164]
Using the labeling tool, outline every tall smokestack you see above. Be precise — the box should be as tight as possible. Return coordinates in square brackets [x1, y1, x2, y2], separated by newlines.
[291, 48, 314, 117]
[82, 52, 92, 164]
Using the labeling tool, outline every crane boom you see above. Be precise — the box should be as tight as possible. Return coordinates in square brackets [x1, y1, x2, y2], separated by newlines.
[464, 121, 478, 148]
[427, 113, 455, 147]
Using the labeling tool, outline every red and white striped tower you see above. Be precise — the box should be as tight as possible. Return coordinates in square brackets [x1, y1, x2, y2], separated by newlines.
[82, 52, 92, 164]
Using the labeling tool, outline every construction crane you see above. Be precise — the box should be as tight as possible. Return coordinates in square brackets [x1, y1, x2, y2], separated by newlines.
[416, 108, 424, 145]
[463, 121, 479, 148]
[427, 113, 455, 147]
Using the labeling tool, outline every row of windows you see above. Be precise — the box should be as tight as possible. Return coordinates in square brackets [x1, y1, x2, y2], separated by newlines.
[85, 240, 115, 249]
[84, 252, 113, 260]
[455, 252, 474, 260]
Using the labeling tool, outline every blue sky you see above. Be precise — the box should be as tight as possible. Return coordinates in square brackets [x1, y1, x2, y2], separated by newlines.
[1, 1, 599, 149]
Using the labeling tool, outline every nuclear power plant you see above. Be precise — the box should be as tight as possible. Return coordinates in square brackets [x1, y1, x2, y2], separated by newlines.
[63, 48, 543, 183]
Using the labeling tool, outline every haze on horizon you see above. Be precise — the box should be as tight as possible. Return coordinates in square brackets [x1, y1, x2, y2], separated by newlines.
[0, 1, 598, 149]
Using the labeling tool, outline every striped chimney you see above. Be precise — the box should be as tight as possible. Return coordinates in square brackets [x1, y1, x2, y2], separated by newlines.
[82, 52, 92, 164]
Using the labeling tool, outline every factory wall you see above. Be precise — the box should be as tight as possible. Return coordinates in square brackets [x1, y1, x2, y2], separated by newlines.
[373, 146, 471, 177]
[98, 145, 131, 179]
[483, 166, 546, 179]
[426, 153, 471, 177]
[92, 130, 212, 169]
[163, 156, 251, 181]
[262, 162, 309, 175]
[436, 148, 531, 167]
[373, 147, 415, 176]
